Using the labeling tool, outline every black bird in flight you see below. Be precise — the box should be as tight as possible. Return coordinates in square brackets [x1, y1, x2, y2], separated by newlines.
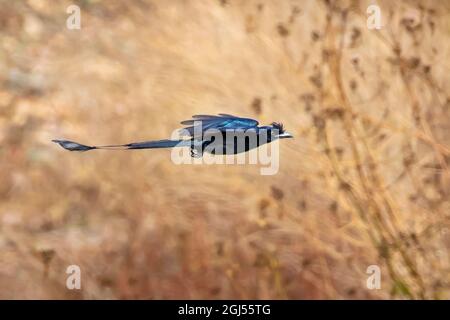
[52, 114, 293, 157]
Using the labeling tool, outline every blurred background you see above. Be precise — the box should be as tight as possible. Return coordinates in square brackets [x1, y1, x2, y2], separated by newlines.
[0, 0, 449, 299]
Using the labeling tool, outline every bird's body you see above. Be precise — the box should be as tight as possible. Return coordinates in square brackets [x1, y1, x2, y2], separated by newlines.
[52, 114, 293, 156]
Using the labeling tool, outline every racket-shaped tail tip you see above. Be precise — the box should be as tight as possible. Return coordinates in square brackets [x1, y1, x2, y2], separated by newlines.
[52, 139, 96, 151]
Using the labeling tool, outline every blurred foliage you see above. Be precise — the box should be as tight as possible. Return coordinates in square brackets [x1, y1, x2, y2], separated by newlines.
[0, 0, 449, 299]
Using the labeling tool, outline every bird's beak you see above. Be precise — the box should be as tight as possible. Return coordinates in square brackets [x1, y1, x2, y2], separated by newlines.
[278, 131, 294, 139]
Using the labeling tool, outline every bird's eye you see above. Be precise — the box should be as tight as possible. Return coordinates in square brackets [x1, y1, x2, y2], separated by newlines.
[271, 122, 285, 133]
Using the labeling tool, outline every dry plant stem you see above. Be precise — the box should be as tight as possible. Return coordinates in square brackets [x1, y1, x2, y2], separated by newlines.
[318, 2, 429, 299]
[338, 15, 426, 299]
[394, 43, 449, 178]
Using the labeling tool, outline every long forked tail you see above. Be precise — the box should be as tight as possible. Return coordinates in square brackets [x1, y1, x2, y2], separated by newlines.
[52, 139, 188, 152]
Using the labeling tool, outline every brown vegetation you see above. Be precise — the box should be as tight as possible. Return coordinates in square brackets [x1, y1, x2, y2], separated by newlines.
[0, 0, 449, 299]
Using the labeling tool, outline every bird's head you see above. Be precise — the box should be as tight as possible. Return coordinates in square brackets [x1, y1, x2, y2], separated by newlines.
[271, 122, 293, 139]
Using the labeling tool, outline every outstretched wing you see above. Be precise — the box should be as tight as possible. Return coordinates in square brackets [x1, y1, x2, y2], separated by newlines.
[179, 114, 259, 137]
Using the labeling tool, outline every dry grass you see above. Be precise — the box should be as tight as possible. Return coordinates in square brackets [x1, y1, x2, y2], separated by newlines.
[0, 0, 449, 299]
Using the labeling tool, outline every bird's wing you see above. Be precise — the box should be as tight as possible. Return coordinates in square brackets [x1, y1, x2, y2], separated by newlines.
[179, 114, 259, 137]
